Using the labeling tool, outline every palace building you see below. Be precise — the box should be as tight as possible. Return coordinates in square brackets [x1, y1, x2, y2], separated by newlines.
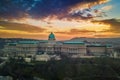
[3, 32, 114, 61]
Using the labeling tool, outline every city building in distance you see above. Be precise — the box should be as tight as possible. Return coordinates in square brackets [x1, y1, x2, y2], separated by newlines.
[1, 32, 119, 62]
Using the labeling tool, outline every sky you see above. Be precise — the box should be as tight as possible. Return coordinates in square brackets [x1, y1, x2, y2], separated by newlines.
[0, 0, 120, 40]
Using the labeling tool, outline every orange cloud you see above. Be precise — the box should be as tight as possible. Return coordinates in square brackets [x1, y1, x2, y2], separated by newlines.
[0, 21, 46, 33]
[92, 19, 120, 33]
[0, 17, 119, 40]
[55, 29, 96, 39]
[0, 30, 48, 40]
[0, 21, 48, 39]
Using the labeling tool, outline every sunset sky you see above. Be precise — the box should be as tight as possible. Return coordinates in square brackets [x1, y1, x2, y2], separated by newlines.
[0, 0, 120, 40]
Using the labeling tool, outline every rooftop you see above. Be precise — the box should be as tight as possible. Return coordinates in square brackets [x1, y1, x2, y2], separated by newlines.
[18, 41, 39, 44]
[63, 41, 84, 45]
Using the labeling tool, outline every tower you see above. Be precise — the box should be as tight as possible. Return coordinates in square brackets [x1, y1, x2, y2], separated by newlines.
[47, 32, 56, 54]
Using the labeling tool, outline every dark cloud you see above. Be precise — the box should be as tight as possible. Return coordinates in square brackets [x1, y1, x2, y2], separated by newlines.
[92, 19, 120, 33]
[0, 0, 35, 19]
[70, 8, 107, 20]
[0, 0, 108, 19]
[70, 9, 95, 20]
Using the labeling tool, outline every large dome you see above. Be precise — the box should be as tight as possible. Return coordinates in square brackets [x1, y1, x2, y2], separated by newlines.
[48, 32, 55, 40]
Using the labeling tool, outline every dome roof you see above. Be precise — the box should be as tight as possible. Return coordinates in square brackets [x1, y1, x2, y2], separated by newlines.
[48, 32, 55, 40]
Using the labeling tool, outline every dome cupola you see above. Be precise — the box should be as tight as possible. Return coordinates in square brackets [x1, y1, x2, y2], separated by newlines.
[48, 32, 55, 40]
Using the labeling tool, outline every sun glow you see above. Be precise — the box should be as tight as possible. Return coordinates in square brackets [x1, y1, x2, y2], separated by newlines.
[11, 17, 110, 33]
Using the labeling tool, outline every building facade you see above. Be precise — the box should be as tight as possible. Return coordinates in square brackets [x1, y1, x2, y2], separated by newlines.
[3, 32, 114, 60]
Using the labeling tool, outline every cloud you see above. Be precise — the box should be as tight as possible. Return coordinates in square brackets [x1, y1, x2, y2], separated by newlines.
[70, 0, 110, 11]
[101, 5, 113, 11]
[55, 25, 120, 39]
[55, 29, 99, 39]
[0, 0, 109, 20]
[92, 19, 120, 33]
[0, 21, 48, 39]
[69, 9, 96, 20]
[0, 31, 47, 40]
[55, 29, 95, 35]
[0, 21, 46, 33]
[70, 29, 96, 33]
[68, 0, 110, 19]
[0, 26, 5, 29]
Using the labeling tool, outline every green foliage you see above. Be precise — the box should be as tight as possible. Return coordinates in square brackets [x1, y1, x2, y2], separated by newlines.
[0, 58, 120, 80]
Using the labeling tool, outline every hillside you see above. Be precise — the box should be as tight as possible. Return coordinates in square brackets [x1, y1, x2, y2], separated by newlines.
[69, 37, 120, 47]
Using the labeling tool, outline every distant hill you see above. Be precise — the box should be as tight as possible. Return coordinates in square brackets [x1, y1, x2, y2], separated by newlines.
[69, 37, 120, 47]
[70, 37, 120, 42]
